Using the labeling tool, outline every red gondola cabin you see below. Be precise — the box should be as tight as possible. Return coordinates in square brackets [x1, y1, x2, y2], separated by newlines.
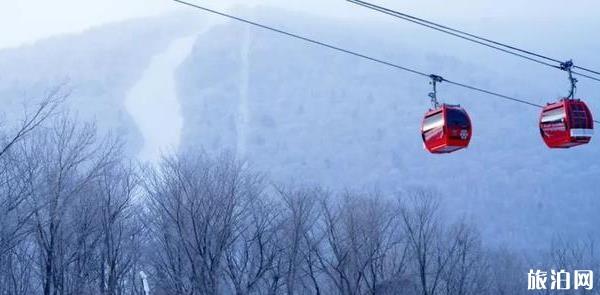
[539, 98, 593, 148]
[421, 104, 472, 154]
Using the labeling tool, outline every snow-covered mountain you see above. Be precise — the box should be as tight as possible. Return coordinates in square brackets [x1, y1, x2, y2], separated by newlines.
[176, 9, 600, 250]
[1, 8, 599, 250]
[0, 12, 203, 154]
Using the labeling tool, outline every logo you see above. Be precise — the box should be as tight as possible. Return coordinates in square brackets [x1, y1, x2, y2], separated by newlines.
[528, 269, 593, 291]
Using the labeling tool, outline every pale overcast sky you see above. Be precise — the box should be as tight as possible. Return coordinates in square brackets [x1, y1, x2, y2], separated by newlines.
[2, 0, 600, 49]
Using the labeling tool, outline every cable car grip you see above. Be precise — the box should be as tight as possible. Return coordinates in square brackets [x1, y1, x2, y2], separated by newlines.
[560, 60, 578, 99]
[428, 74, 444, 108]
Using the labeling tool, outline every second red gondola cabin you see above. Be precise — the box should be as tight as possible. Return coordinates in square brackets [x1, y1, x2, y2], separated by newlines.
[421, 104, 472, 154]
[539, 98, 593, 148]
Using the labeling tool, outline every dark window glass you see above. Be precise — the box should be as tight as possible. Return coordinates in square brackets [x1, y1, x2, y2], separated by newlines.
[446, 109, 469, 128]
[569, 104, 590, 129]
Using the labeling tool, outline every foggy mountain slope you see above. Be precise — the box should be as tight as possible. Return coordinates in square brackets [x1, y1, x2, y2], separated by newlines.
[0, 6, 596, 250]
[176, 11, 600, 249]
[0, 13, 202, 154]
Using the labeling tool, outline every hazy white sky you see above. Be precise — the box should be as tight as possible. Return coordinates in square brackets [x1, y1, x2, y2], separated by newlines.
[2, 0, 600, 49]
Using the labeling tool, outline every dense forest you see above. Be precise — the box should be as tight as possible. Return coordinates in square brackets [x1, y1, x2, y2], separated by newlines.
[0, 91, 598, 295]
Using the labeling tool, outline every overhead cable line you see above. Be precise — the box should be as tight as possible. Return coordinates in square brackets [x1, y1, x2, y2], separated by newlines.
[172, 0, 599, 124]
[347, 0, 600, 82]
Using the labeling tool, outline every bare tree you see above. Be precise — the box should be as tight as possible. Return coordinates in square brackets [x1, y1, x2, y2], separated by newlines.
[400, 189, 452, 295]
[0, 242, 36, 295]
[487, 247, 528, 295]
[548, 236, 597, 271]
[0, 85, 66, 159]
[0, 99, 585, 295]
[546, 236, 599, 295]
[22, 114, 120, 295]
[317, 191, 404, 295]
[440, 222, 490, 295]
[0, 86, 67, 294]
[224, 193, 279, 295]
[0, 144, 37, 257]
[93, 162, 144, 295]
[145, 152, 264, 295]
[265, 185, 325, 295]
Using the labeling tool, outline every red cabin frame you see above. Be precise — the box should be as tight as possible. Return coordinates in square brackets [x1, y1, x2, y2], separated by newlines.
[421, 104, 472, 154]
[539, 98, 594, 148]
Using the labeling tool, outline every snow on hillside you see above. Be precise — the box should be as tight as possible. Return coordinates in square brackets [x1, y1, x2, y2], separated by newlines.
[175, 10, 600, 250]
[125, 35, 196, 162]
[0, 7, 598, 250]
[0, 12, 203, 154]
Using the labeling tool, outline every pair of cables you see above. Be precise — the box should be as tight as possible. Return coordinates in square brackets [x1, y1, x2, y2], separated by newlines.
[348, 0, 600, 83]
[172, 0, 600, 123]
